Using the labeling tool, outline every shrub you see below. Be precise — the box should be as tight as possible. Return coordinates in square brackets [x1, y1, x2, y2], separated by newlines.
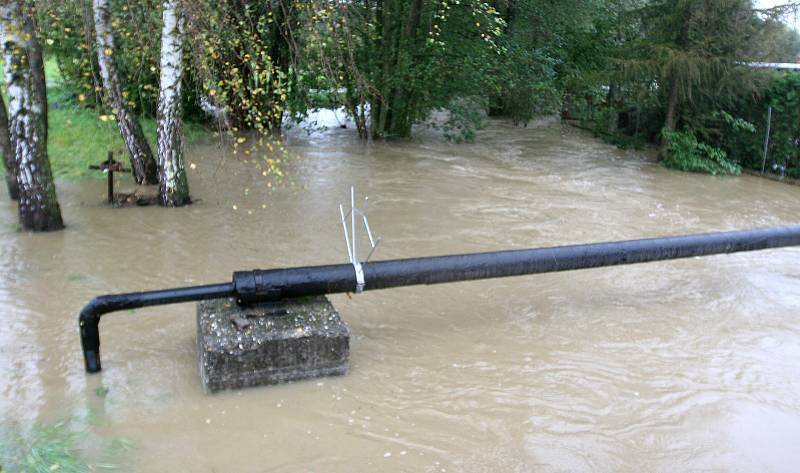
[661, 128, 742, 175]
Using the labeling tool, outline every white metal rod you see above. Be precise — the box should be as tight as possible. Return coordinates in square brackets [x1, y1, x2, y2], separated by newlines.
[363, 214, 375, 247]
[339, 204, 353, 263]
[762, 106, 772, 174]
[351, 186, 357, 264]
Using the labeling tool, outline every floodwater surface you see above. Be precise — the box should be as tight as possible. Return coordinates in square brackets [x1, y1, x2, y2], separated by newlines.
[2, 118, 800, 472]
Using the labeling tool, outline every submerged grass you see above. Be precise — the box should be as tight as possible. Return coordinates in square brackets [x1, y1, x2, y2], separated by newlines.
[1, 421, 88, 473]
[1, 418, 133, 473]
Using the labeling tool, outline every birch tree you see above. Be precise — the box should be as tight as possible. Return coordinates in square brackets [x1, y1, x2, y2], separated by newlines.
[0, 1, 64, 231]
[0, 93, 18, 200]
[92, 0, 158, 185]
[156, 0, 189, 206]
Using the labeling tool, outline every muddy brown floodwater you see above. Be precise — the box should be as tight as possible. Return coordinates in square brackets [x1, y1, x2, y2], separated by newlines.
[2, 117, 800, 472]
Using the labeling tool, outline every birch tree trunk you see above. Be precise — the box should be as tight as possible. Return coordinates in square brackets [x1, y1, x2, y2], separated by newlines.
[156, 0, 190, 206]
[0, 1, 64, 231]
[92, 0, 158, 185]
[0, 93, 18, 200]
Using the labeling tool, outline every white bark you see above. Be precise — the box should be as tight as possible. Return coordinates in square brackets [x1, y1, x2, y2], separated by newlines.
[0, 1, 63, 231]
[0, 21, 19, 200]
[0, 46, 18, 199]
[156, 0, 189, 206]
[92, 0, 158, 184]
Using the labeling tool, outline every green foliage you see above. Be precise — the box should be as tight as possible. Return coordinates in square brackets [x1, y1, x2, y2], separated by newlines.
[713, 110, 756, 134]
[302, 0, 505, 139]
[30, 0, 800, 154]
[683, 73, 800, 176]
[764, 73, 800, 173]
[38, 0, 164, 116]
[184, 1, 298, 130]
[440, 97, 488, 143]
[490, 0, 610, 124]
[565, 0, 800, 178]
[682, 109, 756, 166]
[622, 0, 768, 132]
[661, 128, 741, 175]
[495, 46, 561, 124]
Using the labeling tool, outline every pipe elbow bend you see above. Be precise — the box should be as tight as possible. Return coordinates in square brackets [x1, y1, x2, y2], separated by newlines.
[79, 297, 110, 373]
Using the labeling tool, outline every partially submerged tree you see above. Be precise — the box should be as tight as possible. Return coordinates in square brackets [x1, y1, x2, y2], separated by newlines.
[156, 0, 190, 206]
[621, 0, 765, 134]
[0, 0, 64, 231]
[304, 0, 505, 140]
[0, 94, 18, 199]
[92, 0, 158, 184]
[490, 0, 602, 125]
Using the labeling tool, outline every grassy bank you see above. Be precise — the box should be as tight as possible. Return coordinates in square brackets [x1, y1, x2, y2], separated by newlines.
[2, 59, 211, 180]
[47, 106, 209, 179]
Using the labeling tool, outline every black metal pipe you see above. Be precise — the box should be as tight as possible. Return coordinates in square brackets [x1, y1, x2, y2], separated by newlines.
[363, 225, 800, 289]
[79, 282, 234, 372]
[79, 225, 800, 373]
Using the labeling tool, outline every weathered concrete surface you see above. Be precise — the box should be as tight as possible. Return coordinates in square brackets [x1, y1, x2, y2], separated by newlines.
[197, 296, 350, 393]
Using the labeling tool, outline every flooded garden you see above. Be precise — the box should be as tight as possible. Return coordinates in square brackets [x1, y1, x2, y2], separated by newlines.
[2, 119, 800, 471]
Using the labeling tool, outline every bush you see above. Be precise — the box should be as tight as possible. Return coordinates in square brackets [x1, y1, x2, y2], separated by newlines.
[441, 97, 488, 143]
[661, 129, 742, 175]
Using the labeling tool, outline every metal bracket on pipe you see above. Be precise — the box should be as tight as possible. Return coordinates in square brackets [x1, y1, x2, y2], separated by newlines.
[339, 186, 381, 293]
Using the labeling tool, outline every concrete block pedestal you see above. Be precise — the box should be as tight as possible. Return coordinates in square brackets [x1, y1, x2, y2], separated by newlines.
[197, 296, 350, 393]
